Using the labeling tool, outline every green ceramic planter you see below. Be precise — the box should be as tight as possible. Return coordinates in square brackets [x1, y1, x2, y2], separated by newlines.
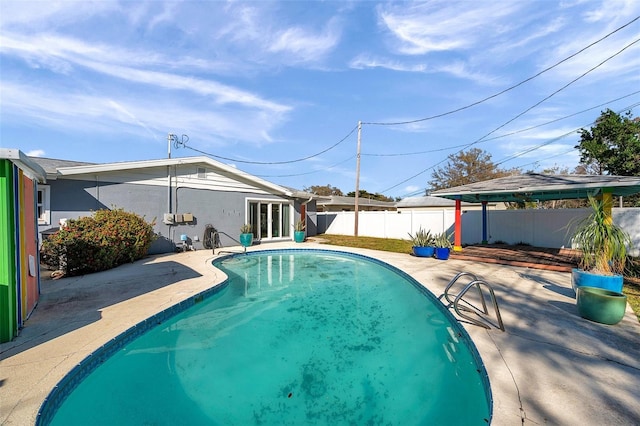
[294, 231, 305, 243]
[576, 286, 627, 325]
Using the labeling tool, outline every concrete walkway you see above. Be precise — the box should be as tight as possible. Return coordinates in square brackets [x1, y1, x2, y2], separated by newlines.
[1, 242, 639, 425]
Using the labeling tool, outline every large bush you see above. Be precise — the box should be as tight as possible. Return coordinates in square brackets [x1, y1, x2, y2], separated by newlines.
[41, 209, 156, 276]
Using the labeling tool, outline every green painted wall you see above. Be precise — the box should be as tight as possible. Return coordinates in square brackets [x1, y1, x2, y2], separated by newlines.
[0, 160, 17, 343]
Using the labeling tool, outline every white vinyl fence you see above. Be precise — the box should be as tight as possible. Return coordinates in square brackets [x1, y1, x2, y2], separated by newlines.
[317, 208, 640, 252]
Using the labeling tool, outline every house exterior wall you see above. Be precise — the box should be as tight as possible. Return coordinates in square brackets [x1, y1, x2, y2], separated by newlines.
[38, 163, 315, 253]
[0, 159, 17, 343]
[20, 172, 39, 323]
[39, 179, 290, 252]
[1, 158, 43, 343]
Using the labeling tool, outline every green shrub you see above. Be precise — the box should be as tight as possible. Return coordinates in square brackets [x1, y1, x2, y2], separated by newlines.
[40, 209, 156, 276]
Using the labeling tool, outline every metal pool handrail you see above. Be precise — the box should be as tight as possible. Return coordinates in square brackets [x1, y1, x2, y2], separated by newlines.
[439, 272, 505, 332]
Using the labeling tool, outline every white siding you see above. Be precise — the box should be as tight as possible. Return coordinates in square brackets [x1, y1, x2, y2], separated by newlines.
[60, 164, 273, 195]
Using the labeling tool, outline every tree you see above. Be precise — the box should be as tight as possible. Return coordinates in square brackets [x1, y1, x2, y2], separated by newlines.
[535, 166, 587, 209]
[345, 189, 395, 202]
[304, 184, 343, 196]
[576, 109, 640, 176]
[428, 148, 519, 192]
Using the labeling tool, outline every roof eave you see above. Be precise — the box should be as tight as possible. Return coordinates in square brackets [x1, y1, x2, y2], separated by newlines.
[0, 149, 47, 182]
[56, 156, 293, 197]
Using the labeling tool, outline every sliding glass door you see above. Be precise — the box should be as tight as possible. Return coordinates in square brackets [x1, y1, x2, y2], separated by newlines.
[248, 200, 291, 240]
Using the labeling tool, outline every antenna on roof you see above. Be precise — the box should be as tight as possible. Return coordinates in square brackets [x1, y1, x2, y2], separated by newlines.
[167, 133, 189, 159]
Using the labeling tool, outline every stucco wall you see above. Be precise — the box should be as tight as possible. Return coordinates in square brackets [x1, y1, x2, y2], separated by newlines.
[39, 179, 292, 254]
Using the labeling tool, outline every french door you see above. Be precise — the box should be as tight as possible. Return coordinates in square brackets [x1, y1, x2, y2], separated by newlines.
[248, 200, 291, 240]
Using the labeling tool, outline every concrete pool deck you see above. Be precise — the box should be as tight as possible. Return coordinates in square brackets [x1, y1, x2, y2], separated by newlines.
[1, 242, 639, 425]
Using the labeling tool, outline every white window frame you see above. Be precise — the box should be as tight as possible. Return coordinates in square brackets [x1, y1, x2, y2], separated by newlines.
[246, 198, 293, 241]
[37, 185, 51, 225]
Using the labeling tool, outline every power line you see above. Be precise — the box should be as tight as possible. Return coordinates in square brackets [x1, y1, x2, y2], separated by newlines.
[472, 37, 640, 146]
[512, 148, 577, 171]
[396, 101, 639, 199]
[363, 143, 470, 157]
[179, 124, 358, 165]
[362, 15, 640, 127]
[255, 155, 356, 178]
[363, 91, 640, 157]
[378, 36, 640, 194]
[493, 101, 640, 166]
[478, 93, 640, 143]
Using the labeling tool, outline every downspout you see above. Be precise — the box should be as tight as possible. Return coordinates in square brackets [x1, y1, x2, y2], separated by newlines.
[95, 175, 100, 207]
[167, 133, 172, 215]
[298, 196, 313, 236]
[167, 167, 171, 214]
[301, 196, 313, 221]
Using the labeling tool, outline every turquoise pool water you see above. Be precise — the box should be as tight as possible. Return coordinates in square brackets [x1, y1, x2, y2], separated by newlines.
[40, 249, 491, 425]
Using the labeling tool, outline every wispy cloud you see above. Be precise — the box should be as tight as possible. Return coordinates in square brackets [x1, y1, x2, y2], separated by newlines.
[26, 149, 46, 157]
[0, 0, 117, 28]
[213, 3, 342, 66]
[377, 2, 524, 55]
[0, 82, 288, 146]
[1, 32, 290, 112]
[349, 54, 427, 72]
[268, 20, 341, 63]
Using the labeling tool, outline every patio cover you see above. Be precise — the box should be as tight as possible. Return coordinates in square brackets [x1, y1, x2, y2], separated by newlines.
[429, 173, 640, 203]
[429, 173, 640, 250]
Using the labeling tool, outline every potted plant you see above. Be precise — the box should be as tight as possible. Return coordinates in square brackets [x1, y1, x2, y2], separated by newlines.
[294, 220, 306, 243]
[433, 232, 453, 260]
[408, 228, 435, 257]
[239, 223, 253, 247]
[571, 196, 632, 325]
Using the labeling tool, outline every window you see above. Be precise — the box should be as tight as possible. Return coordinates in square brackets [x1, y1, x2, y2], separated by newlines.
[197, 167, 206, 179]
[248, 200, 292, 240]
[37, 185, 51, 225]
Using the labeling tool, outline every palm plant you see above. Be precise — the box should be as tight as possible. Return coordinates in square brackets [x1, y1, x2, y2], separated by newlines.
[240, 223, 252, 234]
[572, 196, 632, 275]
[408, 228, 433, 247]
[433, 232, 453, 249]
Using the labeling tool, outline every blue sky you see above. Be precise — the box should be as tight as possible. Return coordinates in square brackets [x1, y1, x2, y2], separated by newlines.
[1, 1, 639, 199]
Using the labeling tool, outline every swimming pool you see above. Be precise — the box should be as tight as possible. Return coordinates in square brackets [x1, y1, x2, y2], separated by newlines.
[38, 249, 492, 425]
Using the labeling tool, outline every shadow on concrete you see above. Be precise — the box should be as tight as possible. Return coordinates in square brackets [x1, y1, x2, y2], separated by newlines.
[0, 255, 202, 359]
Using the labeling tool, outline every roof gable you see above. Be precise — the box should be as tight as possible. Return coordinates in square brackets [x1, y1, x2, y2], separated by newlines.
[34, 156, 293, 197]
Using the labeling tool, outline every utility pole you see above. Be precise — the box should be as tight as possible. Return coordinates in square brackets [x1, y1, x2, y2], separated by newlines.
[354, 121, 362, 237]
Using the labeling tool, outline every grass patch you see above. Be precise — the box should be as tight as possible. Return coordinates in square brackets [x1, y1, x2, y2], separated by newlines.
[623, 279, 640, 321]
[624, 258, 640, 321]
[316, 234, 640, 322]
[315, 234, 413, 254]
